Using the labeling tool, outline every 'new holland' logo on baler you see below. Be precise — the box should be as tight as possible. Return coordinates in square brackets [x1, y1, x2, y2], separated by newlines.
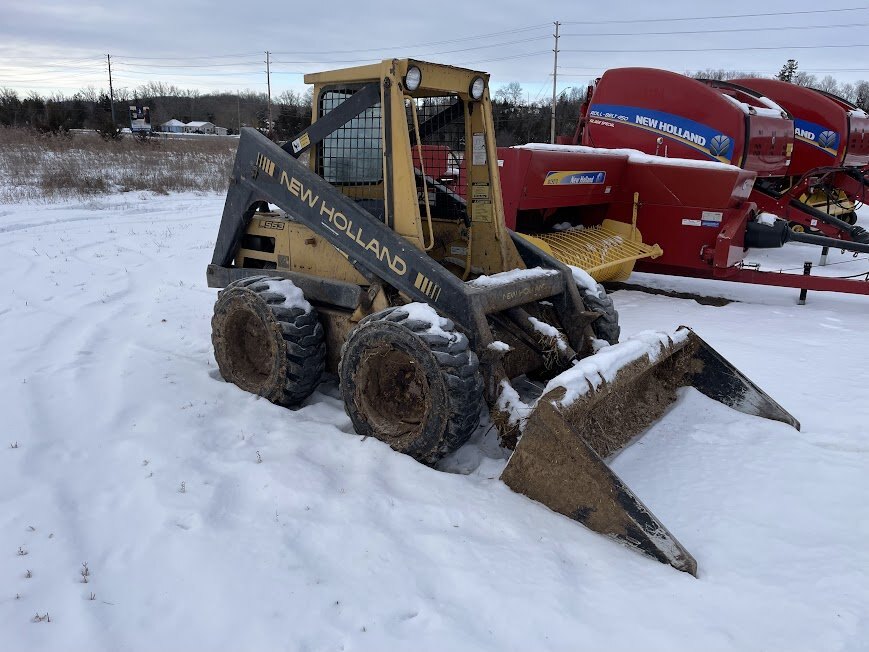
[588, 103, 735, 163]
[794, 119, 840, 156]
[544, 171, 606, 185]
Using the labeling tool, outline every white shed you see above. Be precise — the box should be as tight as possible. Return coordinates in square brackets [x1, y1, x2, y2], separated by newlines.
[161, 119, 185, 133]
[184, 121, 216, 134]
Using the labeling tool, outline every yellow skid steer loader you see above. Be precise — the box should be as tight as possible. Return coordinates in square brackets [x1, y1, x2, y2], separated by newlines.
[206, 59, 799, 575]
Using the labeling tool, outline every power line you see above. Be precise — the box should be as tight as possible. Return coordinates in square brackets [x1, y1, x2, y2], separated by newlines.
[0, 54, 104, 64]
[113, 60, 264, 69]
[558, 66, 869, 74]
[3, 23, 551, 67]
[561, 6, 869, 25]
[270, 35, 551, 64]
[560, 21, 869, 38]
[108, 51, 262, 61]
[272, 35, 556, 67]
[461, 50, 552, 64]
[269, 23, 551, 56]
[560, 43, 869, 53]
[8, 12, 869, 98]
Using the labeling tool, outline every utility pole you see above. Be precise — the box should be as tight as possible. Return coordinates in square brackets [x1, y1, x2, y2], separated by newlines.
[265, 51, 272, 137]
[237, 90, 241, 133]
[549, 21, 560, 144]
[107, 53, 116, 126]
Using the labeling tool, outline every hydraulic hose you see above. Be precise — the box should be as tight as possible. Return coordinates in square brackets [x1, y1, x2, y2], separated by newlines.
[787, 198, 869, 244]
[746, 218, 869, 254]
[786, 229, 869, 255]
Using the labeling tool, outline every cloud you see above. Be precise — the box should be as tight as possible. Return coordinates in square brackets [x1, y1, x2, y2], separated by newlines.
[1, 0, 867, 97]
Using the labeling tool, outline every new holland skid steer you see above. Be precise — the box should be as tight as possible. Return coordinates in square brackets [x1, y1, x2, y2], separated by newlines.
[207, 59, 799, 575]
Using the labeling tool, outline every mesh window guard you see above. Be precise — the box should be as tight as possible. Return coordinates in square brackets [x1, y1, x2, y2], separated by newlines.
[318, 89, 382, 185]
[407, 96, 468, 222]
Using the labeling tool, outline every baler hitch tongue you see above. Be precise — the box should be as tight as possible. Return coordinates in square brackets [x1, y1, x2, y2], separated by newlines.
[500, 327, 800, 576]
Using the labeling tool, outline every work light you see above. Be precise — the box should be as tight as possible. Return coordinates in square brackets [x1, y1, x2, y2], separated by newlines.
[470, 76, 485, 100]
[405, 66, 422, 92]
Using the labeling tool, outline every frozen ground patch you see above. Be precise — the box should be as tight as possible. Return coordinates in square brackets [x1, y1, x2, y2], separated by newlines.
[1, 193, 868, 651]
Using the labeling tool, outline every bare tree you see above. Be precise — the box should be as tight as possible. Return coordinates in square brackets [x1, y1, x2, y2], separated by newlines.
[495, 82, 524, 105]
[815, 75, 839, 95]
[792, 71, 818, 88]
[855, 81, 869, 110]
[689, 68, 761, 81]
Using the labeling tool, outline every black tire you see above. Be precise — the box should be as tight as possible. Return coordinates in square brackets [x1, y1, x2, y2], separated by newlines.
[580, 282, 620, 345]
[338, 306, 483, 464]
[211, 276, 325, 407]
[850, 223, 869, 243]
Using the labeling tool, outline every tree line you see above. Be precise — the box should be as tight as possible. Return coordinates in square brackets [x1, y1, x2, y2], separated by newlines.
[688, 59, 869, 107]
[0, 84, 314, 140]
[1, 60, 867, 142]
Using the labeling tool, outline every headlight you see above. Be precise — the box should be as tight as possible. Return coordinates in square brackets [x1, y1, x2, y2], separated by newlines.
[404, 66, 422, 92]
[469, 76, 485, 100]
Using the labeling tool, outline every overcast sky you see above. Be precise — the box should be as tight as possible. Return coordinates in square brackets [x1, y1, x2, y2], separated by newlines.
[1, 0, 868, 100]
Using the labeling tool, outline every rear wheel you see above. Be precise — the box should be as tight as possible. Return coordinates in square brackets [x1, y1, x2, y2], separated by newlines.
[339, 306, 483, 464]
[211, 276, 325, 407]
[580, 282, 620, 345]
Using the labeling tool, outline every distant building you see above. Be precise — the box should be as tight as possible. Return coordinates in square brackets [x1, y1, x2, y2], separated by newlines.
[160, 119, 228, 135]
[184, 121, 216, 134]
[161, 119, 185, 133]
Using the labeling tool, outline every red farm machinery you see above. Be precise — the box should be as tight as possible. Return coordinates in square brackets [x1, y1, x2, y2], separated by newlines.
[729, 76, 869, 229]
[577, 67, 868, 245]
[489, 67, 869, 299]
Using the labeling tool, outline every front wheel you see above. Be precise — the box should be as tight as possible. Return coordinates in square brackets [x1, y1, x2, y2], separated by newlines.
[338, 305, 483, 464]
[580, 282, 620, 345]
[211, 276, 325, 407]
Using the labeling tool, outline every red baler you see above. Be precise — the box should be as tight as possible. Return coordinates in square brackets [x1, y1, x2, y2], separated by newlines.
[577, 68, 868, 244]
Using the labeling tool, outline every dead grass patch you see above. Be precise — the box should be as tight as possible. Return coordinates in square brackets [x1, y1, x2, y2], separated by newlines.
[0, 127, 237, 202]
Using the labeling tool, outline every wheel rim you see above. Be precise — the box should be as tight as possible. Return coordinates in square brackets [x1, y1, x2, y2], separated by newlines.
[222, 308, 275, 389]
[354, 342, 429, 444]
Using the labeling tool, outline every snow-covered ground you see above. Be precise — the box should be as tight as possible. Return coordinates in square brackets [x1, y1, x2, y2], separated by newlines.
[1, 194, 868, 651]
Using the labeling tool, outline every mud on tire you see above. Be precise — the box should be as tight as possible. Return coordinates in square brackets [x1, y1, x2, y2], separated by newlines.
[339, 306, 484, 464]
[580, 282, 620, 345]
[211, 275, 325, 407]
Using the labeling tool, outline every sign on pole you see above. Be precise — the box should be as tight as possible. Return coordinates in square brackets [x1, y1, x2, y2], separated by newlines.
[129, 106, 152, 133]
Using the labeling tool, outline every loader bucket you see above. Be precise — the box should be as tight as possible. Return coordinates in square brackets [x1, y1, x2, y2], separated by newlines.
[500, 327, 799, 575]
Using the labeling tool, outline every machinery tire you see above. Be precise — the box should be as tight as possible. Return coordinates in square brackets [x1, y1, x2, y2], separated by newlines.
[211, 275, 325, 407]
[580, 282, 620, 345]
[338, 306, 483, 464]
[849, 224, 869, 243]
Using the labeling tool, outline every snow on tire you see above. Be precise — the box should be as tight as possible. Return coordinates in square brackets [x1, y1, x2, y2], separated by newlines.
[580, 282, 620, 345]
[339, 304, 483, 464]
[211, 275, 325, 407]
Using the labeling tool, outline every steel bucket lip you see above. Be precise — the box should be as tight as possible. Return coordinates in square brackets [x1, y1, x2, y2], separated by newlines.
[500, 326, 799, 576]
